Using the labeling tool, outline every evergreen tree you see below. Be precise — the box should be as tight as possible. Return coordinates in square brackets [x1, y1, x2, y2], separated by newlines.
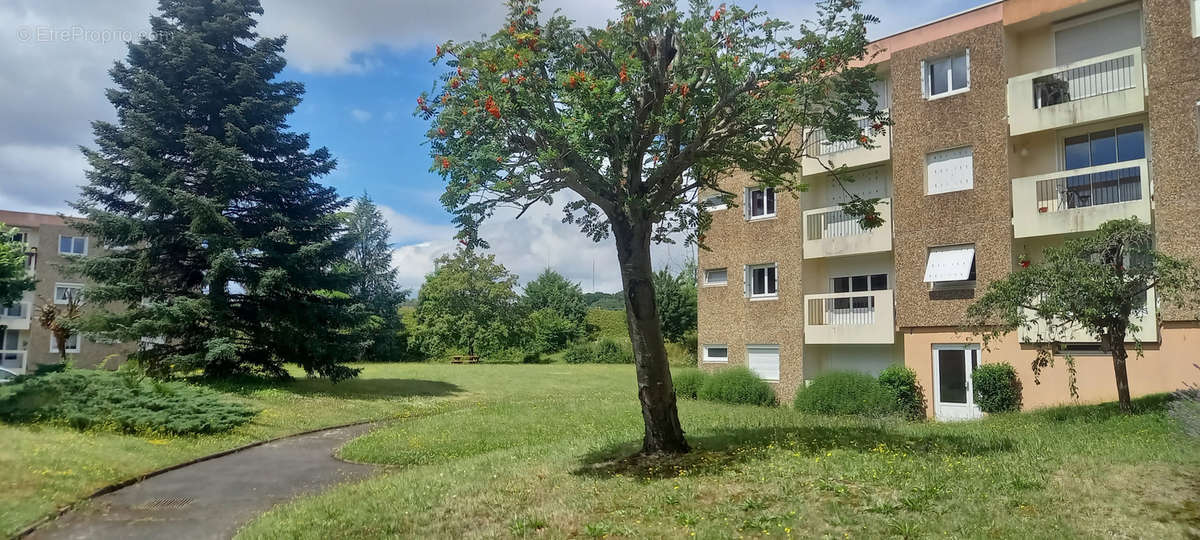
[0, 225, 35, 311]
[344, 194, 410, 361]
[71, 0, 362, 381]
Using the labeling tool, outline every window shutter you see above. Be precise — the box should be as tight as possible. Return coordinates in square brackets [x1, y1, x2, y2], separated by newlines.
[743, 266, 750, 298]
[924, 245, 977, 282]
[926, 147, 974, 195]
[964, 49, 971, 88]
[743, 188, 751, 220]
[920, 60, 928, 98]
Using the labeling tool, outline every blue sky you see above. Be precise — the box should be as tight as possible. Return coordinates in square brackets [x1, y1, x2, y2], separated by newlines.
[2, 0, 982, 291]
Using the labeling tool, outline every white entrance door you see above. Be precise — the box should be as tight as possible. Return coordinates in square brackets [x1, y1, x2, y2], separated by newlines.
[933, 345, 982, 421]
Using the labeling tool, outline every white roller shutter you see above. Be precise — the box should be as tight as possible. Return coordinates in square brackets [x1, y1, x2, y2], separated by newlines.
[1053, 8, 1141, 66]
[747, 345, 780, 381]
[926, 147, 974, 195]
[924, 245, 976, 283]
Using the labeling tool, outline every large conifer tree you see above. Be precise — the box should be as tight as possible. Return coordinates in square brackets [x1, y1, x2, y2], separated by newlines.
[72, 0, 362, 380]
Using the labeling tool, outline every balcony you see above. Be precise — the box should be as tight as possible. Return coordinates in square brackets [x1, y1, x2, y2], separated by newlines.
[0, 350, 25, 374]
[1008, 47, 1145, 136]
[1019, 289, 1158, 344]
[0, 301, 32, 331]
[804, 290, 895, 345]
[1011, 159, 1150, 238]
[802, 114, 891, 176]
[803, 199, 892, 259]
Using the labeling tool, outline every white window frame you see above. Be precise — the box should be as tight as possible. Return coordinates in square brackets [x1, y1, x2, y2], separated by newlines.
[922, 50, 970, 100]
[11, 232, 28, 244]
[702, 345, 729, 364]
[50, 333, 81, 354]
[703, 268, 728, 287]
[925, 146, 974, 195]
[53, 283, 84, 305]
[1, 303, 26, 319]
[746, 344, 781, 382]
[745, 263, 778, 300]
[1193, 0, 1200, 38]
[924, 244, 977, 291]
[745, 187, 777, 220]
[58, 235, 88, 256]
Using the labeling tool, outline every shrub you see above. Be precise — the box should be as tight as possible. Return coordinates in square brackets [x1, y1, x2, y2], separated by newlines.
[486, 347, 543, 364]
[681, 329, 699, 366]
[585, 309, 629, 341]
[527, 308, 582, 354]
[563, 342, 595, 364]
[878, 364, 926, 421]
[698, 367, 775, 406]
[672, 368, 709, 399]
[793, 371, 898, 417]
[972, 363, 1022, 414]
[0, 370, 257, 434]
[594, 339, 633, 364]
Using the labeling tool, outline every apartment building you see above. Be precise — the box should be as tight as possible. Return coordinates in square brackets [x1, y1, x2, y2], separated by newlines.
[697, 0, 1200, 420]
[0, 210, 132, 374]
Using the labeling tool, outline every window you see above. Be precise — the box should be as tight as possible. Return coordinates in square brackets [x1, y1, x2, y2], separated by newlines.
[11, 232, 27, 244]
[747, 345, 780, 381]
[926, 147, 974, 195]
[1194, 0, 1199, 38]
[745, 264, 778, 299]
[54, 284, 83, 305]
[702, 345, 729, 363]
[50, 333, 81, 354]
[924, 245, 977, 290]
[1064, 124, 1145, 170]
[746, 187, 776, 220]
[704, 268, 728, 286]
[924, 51, 969, 99]
[701, 193, 728, 211]
[831, 273, 888, 309]
[1, 303, 25, 319]
[59, 235, 87, 256]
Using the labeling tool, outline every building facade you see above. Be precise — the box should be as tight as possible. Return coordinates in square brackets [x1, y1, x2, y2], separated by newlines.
[0, 210, 133, 374]
[697, 0, 1200, 420]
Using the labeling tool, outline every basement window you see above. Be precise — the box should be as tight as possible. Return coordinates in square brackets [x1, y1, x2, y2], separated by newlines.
[702, 345, 729, 363]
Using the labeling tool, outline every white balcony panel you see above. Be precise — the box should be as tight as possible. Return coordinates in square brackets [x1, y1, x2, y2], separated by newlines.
[1008, 47, 1145, 136]
[804, 289, 894, 345]
[802, 199, 892, 259]
[0, 351, 25, 374]
[1019, 288, 1158, 344]
[0, 301, 32, 331]
[1011, 159, 1150, 239]
[802, 113, 891, 176]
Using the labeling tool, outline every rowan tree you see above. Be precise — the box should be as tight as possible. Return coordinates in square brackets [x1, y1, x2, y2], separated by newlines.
[420, 0, 887, 453]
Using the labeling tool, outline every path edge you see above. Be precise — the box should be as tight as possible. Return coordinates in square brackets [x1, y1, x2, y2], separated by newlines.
[11, 419, 377, 540]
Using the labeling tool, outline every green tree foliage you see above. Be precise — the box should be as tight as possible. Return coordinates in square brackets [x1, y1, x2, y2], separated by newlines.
[0, 225, 35, 311]
[344, 194, 411, 361]
[419, 0, 886, 453]
[582, 291, 624, 310]
[415, 249, 519, 357]
[971, 363, 1021, 414]
[521, 269, 588, 351]
[69, 0, 363, 381]
[527, 308, 580, 354]
[653, 260, 697, 344]
[967, 218, 1200, 413]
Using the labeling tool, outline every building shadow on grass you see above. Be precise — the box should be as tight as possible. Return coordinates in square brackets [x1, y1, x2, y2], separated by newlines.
[1025, 393, 1173, 423]
[195, 375, 464, 400]
[573, 424, 1015, 480]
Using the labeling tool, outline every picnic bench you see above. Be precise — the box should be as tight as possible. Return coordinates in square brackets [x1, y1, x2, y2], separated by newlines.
[450, 355, 480, 364]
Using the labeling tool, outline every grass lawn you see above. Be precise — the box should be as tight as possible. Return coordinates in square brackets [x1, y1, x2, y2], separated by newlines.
[236, 364, 1200, 539]
[0, 363, 629, 536]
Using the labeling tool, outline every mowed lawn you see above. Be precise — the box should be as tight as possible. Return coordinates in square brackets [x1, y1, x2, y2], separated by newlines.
[235, 367, 1200, 539]
[0, 364, 630, 536]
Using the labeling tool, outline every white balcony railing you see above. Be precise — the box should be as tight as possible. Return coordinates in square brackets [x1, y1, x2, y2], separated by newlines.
[1011, 159, 1150, 238]
[1008, 47, 1145, 135]
[804, 289, 895, 344]
[0, 301, 32, 330]
[802, 199, 892, 259]
[801, 112, 891, 176]
[0, 351, 25, 373]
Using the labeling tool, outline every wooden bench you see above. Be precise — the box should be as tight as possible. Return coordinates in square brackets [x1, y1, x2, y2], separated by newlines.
[450, 355, 480, 364]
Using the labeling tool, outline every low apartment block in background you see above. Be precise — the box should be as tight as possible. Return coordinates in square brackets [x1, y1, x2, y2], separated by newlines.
[698, 0, 1200, 420]
[0, 210, 133, 374]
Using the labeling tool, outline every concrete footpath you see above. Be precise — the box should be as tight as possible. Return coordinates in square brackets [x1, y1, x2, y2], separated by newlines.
[27, 423, 377, 540]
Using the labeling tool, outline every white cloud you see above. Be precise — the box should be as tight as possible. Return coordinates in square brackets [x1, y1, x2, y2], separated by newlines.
[349, 108, 372, 123]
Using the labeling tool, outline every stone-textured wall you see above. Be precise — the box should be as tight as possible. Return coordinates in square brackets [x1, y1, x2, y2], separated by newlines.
[889, 22, 1014, 329]
[696, 169, 806, 402]
[1144, 0, 1200, 322]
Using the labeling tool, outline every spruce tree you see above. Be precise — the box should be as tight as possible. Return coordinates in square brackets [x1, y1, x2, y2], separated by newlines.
[344, 195, 410, 361]
[71, 0, 362, 380]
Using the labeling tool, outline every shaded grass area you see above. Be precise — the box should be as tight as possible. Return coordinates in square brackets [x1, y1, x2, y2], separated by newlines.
[240, 377, 1200, 540]
[0, 363, 630, 537]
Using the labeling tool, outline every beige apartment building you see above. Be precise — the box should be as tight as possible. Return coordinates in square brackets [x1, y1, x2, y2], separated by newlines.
[698, 0, 1200, 420]
[1, 210, 132, 374]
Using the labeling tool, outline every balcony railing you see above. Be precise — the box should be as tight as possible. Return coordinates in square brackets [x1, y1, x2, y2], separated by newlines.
[1008, 47, 1145, 135]
[0, 301, 32, 330]
[804, 289, 894, 344]
[0, 351, 25, 373]
[1012, 159, 1150, 239]
[801, 113, 891, 175]
[802, 199, 892, 259]
[806, 116, 878, 156]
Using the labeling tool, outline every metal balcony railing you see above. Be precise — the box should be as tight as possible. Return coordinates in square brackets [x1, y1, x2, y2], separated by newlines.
[1032, 52, 1138, 109]
[1033, 162, 1143, 213]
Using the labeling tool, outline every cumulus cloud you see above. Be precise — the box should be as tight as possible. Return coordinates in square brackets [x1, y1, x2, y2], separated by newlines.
[349, 108, 373, 123]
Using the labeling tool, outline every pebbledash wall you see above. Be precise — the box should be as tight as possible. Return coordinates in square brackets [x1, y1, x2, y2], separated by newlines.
[696, 0, 1200, 416]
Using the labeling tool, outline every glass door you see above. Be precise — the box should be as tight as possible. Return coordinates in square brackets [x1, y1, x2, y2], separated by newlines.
[933, 345, 982, 421]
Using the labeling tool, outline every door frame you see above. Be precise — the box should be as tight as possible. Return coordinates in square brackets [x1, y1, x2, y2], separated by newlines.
[932, 344, 983, 421]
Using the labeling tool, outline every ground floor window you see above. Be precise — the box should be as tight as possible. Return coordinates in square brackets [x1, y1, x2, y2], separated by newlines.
[50, 333, 81, 354]
[747, 345, 780, 381]
[702, 345, 728, 363]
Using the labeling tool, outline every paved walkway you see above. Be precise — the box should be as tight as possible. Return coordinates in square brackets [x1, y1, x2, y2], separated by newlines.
[28, 423, 377, 540]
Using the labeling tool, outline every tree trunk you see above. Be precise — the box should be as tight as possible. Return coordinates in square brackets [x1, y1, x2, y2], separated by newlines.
[1109, 334, 1133, 414]
[613, 220, 689, 454]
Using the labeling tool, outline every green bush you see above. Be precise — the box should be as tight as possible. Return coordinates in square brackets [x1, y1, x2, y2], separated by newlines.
[0, 370, 257, 434]
[672, 368, 709, 399]
[594, 339, 633, 364]
[972, 363, 1022, 413]
[563, 342, 596, 364]
[878, 364, 926, 420]
[486, 347, 544, 364]
[527, 308, 582, 354]
[793, 371, 898, 417]
[585, 309, 629, 341]
[698, 367, 776, 406]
